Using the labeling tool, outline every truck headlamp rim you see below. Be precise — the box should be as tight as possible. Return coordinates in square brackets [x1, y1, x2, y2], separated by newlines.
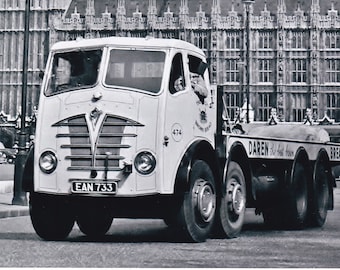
[134, 151, 156, 175]
[39, 151, 58, 174]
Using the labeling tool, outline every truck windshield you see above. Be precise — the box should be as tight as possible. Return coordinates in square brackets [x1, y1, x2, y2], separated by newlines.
[104, 49, 165, 93]
[46, 49, 102, 96]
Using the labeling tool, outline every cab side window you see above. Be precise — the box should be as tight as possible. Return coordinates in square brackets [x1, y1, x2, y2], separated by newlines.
[188, 55, 209, 103]
[169, 53, 186, 94]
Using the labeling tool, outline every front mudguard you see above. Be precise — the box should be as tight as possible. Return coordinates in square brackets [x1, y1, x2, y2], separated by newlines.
[174, 140, 221, 195]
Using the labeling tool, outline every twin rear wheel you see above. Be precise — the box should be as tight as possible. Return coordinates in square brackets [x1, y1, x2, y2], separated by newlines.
[310, 159, 330, 227]
[174, 160, 246, 242]
[263, 158, 330, 229]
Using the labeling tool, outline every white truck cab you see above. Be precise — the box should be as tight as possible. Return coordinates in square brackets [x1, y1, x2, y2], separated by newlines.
[25, 37, 219, 242]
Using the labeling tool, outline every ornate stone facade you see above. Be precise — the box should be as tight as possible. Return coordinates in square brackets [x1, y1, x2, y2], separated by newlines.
[0, 0, 340, 123]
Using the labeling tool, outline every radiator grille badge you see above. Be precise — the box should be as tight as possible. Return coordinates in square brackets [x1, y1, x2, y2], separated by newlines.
[89, 107, 102, 130]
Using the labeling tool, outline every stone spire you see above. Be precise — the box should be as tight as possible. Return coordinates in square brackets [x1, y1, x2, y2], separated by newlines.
[277, 0, 286, 25]
[211, 0, 221, 28]
[148, 0, 157, 17]
[117, 0, 126, 18]
[294, 1, 304, 17]
[212, 0, 221, 16]
[328, 1, 338, 17]
[179, 0, 189, 16]
[311, 0, 320, 13]
[261, 0, 271, 18]
[49, 0, 72, 10]
[310, 0, 320, 28]
[86, 0, 95, 16]
[228, 0, 237, 18]
[278, 0, 286, 14]
[147, 0, 157, 33]
[85, 0, 95, 35]
[116, 0, 126, 30]
[71, 3, 80, 21]
[101, 3, 111, 23]
[179, 0, 189, 28]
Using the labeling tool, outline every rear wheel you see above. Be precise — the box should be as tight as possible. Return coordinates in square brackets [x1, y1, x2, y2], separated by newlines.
[285, 162, 309, 228]
[177, 160, 216, 242]
[309, 160, 329, 227]
[30, 193, 74, 241]
[219, 161, 246, 238]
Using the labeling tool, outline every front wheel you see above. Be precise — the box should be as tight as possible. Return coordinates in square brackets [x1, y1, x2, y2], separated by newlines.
[76, 205, 113, 238]
[177, 160, 216, 242]
[219, 161, 246, 238]
[30, 193, 74, 241]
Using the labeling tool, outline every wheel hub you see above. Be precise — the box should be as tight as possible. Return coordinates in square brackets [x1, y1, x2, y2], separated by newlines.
[195, 180, 216, 223]
[228, 181, 245, 216]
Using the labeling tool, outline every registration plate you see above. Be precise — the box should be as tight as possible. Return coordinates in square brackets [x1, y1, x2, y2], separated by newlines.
[71, 181, 117, 194]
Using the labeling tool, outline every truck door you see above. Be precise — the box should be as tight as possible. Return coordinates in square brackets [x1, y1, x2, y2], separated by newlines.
[162, 52, 194, 192]
[161, 52, 216, 192]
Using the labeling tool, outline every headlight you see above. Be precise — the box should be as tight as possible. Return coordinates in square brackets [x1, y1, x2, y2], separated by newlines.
[39, 151, 58, 174]
[134, 151, 156, 175]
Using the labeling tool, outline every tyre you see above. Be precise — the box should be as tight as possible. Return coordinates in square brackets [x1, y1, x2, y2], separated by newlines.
[76, 205, 113, 237]
[285, 162, 309, 229]
[30, 193, 74, 241]
[177, 160, 216, 242]
[219, 161, 246, 238]
[309, 160, 329, 227]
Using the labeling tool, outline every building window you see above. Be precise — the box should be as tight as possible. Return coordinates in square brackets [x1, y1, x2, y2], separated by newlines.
[325, 32, 340, 49]
[225, 92, 240, 121]
[325, 59, 340, 83]
[291, 32, 306, 49]
[291, 59, 307, 83]
[258, 59, 273, 83]
[161, 31, 177, 39]
[326, 93, 340, 121]
[131, 31, 148, 38]
[292, 93, 307, 122]
[225, 33, 240, 49]
[259, 32, 273, 49]
[0, 33, 3, 69]
[258, 93, 272, 121]
[194, 33, 208, 50]
[225, 59, 239, 82]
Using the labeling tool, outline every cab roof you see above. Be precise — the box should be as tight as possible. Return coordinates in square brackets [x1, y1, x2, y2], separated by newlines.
[50, 36, 205, 56]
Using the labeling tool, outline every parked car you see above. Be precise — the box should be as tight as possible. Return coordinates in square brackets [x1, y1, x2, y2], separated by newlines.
[0, 142, 15, 164]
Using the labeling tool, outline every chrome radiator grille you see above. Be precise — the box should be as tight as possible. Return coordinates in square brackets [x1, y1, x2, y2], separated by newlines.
[53, 114, 142, 171]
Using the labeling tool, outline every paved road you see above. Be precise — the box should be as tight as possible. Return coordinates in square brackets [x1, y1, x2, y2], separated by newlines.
[0, 187, 339, 268]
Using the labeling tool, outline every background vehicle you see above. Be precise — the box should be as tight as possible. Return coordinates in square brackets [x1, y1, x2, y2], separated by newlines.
[23, 37, 340, 242]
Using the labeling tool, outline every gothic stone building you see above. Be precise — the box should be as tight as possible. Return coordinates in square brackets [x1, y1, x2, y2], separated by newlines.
[0, 0, 340, 123]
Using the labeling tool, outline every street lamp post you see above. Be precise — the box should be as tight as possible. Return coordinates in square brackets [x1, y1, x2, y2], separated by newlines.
[12, 0, 30, 206]
[242, 0, 254, 123]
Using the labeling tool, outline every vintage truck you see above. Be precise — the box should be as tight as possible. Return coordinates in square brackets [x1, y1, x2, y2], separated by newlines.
[23, 37, 340, 242]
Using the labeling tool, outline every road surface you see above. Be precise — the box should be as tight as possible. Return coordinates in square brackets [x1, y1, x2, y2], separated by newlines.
[0, 187, 339, 267]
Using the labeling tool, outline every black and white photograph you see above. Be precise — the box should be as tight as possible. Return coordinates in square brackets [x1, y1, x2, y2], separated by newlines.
[0, 0, 340, 267]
